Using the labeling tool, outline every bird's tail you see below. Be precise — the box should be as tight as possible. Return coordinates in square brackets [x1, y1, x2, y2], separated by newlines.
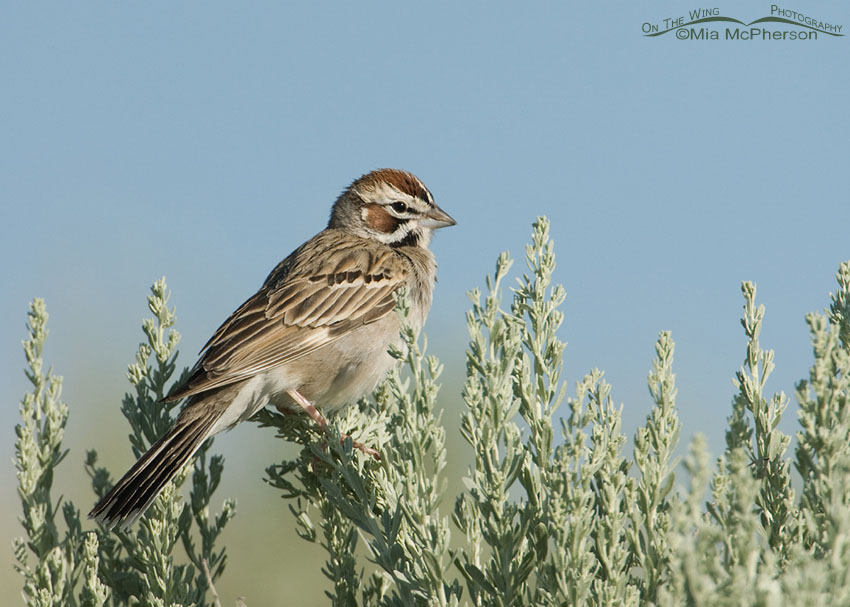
[89, 407, 220, 531]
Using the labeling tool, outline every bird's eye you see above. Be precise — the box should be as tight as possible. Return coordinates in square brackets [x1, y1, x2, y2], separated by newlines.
[390, 201, 408, 214]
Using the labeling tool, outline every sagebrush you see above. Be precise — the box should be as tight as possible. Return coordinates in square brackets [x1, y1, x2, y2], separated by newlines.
[13, 218, 850, 606]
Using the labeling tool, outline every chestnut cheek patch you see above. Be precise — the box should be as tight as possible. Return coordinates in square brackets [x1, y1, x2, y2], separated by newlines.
[364, 204, 401, 234]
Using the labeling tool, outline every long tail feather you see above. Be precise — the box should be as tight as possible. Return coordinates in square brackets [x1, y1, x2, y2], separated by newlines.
[89, 411, 218, 530]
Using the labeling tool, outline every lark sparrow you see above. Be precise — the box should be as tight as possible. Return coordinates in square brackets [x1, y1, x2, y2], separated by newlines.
[90, 169, 455, 530]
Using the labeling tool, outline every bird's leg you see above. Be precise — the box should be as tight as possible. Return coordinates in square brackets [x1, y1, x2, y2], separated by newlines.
[285, 389, 328, 428]
[286, 389, 381, 460]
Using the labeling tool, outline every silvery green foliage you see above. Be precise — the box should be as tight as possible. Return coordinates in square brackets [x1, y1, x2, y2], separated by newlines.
[14, 299, 108, 607]
[796, 261, 850, 556]
[454, 218, 674, 607]
[14, 224, 850, 606]
[265, 220, 850, 606]
[14, 280, 234, 607]
[262, 219, 681, 606]
[627, 330, 680, 604]
[86, 278, 236, 607]
[454, 218, 639, 607]
[657, 268, 850, 606]
[728, 282, 795, 555]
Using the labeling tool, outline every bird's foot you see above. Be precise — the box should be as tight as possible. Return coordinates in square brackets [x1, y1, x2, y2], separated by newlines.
[287, 389, 381, 461]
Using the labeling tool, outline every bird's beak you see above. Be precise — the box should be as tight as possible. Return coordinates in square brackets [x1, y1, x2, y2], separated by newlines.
[420, 205, 456, 229]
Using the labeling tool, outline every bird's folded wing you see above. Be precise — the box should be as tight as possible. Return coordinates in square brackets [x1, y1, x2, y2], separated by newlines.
[165, 238, 407, 401]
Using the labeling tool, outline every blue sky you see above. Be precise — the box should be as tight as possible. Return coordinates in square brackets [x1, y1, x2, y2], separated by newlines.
[2, 2, 848, 603]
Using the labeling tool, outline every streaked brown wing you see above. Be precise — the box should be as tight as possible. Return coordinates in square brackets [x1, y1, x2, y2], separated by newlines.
[165, 231, 407, 401]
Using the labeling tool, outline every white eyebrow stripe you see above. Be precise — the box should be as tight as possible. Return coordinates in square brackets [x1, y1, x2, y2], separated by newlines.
[371, 182, 432, 214]
[412, 175, 435, 206]
[370, 182, 414, 203]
